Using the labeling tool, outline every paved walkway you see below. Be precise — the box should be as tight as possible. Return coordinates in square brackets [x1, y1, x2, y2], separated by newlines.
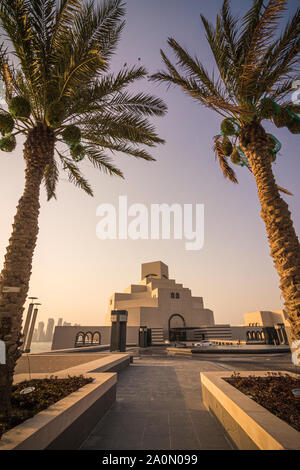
[81, 356, 232, 450]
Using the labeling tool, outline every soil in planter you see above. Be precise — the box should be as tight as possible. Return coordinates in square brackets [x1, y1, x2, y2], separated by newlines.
[226, 372, 300, 432]
[0, 375, 93, 439]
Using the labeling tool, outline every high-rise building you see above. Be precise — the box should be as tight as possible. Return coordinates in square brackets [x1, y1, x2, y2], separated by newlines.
[57, 318, 63, 326]
[37, 321, 45, 342]
[45, 318, 55, 342]
[32, 328, 38, 342]
[63, 321, 71, 327]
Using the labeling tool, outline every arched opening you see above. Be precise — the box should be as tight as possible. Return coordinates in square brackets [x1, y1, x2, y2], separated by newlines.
[256, 331, 261, 341]
[246, 331, 251, 341]
[168, 314, 186, 342]
[84, 332, 93, 345]
[75, 332, 85, 348]
[92, 331, 101, 345]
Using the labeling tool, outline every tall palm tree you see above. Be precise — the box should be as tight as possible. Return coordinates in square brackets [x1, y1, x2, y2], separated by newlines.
[152, 0, 300, 341]
[0, 0, 166, 415]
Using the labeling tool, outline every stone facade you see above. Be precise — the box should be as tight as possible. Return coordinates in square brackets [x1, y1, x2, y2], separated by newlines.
[243, 310, 289, 327]
[104, 261, 214, 339]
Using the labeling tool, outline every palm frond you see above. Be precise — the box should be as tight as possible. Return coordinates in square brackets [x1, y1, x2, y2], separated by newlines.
[276, 185, 293, 196]
[0, 43, 16, 100]
[82, 136, 156, 161]
[200, 13, 237, 97]
[0, 0, 165, 197]
[240, 0, 287, 99]
[221, 0, 239, 67]
[56, 150, 93, 196]
[51, 0, 81, 52]
[84, 146, 124, 178]
[237, 0, 265, 61]
[167, 37, 231, 102]
[213, 135, 238, 184]
[43, 157, 59, 200]
[0, 1, 39, 89]
[81, 111, 165, 147]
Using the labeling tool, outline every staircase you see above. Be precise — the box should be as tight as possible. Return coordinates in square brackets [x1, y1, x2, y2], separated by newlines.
[150, 328, 165, 345]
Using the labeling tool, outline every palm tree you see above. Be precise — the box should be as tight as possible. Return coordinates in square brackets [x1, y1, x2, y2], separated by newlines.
[152, 0, 300, 341]
[0, 0, 166, 416]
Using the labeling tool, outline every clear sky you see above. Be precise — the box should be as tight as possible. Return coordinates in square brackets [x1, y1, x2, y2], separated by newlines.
[0, 0, 299, 327]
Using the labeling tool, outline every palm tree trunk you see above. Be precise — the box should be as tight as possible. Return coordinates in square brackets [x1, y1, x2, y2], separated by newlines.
[239, 121, 300, 341]
[0, 125, 54, 416]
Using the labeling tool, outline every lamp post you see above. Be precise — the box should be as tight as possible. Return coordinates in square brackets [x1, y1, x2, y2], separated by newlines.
[110, 310, 128, 352]
[24, 303, 42, 353]
[20, 297, 38, 352]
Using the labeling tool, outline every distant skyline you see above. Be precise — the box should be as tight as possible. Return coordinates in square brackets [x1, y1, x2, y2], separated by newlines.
[1, 0, 299, 327]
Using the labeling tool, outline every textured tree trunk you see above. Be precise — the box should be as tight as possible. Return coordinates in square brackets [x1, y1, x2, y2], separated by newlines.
[239, 121, 300, 341]
[0, 125, 54, 416]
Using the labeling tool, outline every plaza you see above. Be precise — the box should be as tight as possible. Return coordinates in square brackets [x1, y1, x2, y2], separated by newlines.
[80, 348, 297, 450]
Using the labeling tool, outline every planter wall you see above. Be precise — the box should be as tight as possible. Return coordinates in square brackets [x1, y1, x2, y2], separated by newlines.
[0, 354, 131, 450]
[201, 371, 300, 450]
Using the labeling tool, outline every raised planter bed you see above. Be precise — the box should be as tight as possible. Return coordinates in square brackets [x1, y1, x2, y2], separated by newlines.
[200, 371, 300, 450]
[0, 353, 131, 450]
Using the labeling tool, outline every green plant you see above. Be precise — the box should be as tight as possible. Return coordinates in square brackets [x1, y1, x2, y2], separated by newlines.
[0, 0, 166, 417]
[0, 375, 93, 439]
[151, 0, 300, 343]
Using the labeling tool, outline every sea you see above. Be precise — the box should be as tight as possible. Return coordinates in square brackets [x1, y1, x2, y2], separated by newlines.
[29, 342, 52, 354]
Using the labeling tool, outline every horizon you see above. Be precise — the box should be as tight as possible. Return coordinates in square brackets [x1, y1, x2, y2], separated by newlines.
[1, 0, 299, 328]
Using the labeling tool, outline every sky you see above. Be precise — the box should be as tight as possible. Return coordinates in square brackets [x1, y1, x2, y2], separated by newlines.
[0, 0, 299, 328]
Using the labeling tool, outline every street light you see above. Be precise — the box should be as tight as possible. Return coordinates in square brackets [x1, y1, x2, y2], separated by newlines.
[20, 297, 38, 352]
[24, 303, 42, 353]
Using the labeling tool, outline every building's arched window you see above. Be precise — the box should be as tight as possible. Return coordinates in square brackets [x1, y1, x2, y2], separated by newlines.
[246, 331, 251, 341]
[92, 332, 101, 345]
[85, 332, 93, 345]
[261, 331, 265, 340]
[251, 331, 256, 340]
[176, 293, 180, 299]
[256, 331, 261, 340]
[171, 292, 175, 298]
[75, 332, 84, 347]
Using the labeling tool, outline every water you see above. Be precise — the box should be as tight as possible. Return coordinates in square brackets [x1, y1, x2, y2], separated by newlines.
[29, 342, 52, 354]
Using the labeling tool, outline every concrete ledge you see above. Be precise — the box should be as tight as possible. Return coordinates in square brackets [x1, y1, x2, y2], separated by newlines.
[167, 345, 290, 355]
[0, 354, 131, 450]
[200, 371, 300, 450]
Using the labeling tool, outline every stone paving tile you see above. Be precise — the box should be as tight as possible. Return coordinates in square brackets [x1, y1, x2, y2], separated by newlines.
[80, 357, 232, 450]
[142, 435, 171, 450]
[170, 436, 200, 450]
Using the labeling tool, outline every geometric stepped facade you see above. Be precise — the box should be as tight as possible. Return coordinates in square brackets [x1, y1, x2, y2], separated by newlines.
[105, 261, 214, 339]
